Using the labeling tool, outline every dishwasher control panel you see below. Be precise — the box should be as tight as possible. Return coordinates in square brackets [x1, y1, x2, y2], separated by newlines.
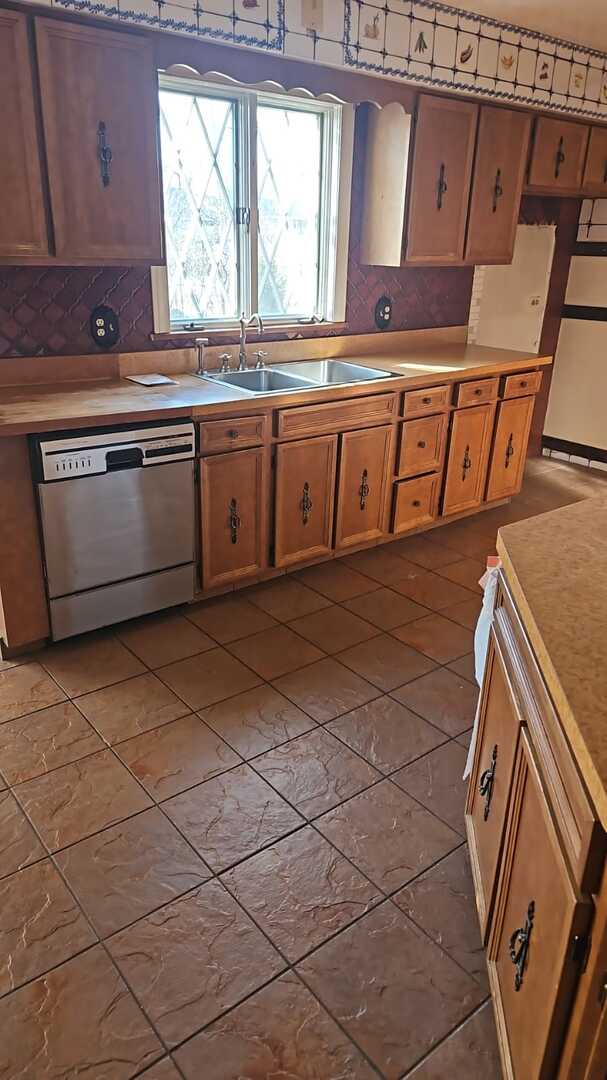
[36, 422, 195, 481]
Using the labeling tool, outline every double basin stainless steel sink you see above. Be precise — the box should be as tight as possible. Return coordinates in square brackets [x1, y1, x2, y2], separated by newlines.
[203, 359, 396, 395]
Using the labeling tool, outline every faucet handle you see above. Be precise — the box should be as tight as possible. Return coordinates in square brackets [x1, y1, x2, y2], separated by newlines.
[254, 350, 269, 369]
[219, 353, 232, 373]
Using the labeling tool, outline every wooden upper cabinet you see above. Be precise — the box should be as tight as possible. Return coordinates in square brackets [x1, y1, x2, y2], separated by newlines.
[527, 116, 590, 194]
[442, 402, 495, 516]
[488, 728, 590, 1079]
[486, 396, 534, 502]
[274, 436, 337, 568]
[406, 95, 478, 264]
[200, 448, 268, 590]
[0, 11, 48, 258]
[465, 107, 532, 264]
[35, 18, 163, 262]
[335, 426, 393, 551]
[582, 126, 607, 196]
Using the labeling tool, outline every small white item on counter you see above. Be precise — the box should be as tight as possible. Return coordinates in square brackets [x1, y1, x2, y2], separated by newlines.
[464, 556, 502, 779]
[125, 373, 178, 386]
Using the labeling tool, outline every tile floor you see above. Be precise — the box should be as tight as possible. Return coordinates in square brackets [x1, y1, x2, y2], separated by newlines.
[1, 457, 605, 1078]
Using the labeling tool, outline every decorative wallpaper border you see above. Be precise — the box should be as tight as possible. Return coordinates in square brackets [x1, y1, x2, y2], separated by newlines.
[344, 0, 607, 120]
[24, 0, 607, 119]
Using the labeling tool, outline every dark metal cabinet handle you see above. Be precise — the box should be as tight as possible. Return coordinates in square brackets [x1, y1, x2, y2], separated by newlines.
[505, 434, 515, 469]
[479, 744, 497, 820]
[509, 901, 535, 991]
[437, 163, 448, 210]
[492, 167, 504, 212]
[97, 121, 113, 187]
[301, 482, 313, 525]
[227, 429, 240, 440]
[462, 445, 472, 482]
[412, 499, 422, 508]
[359, 468, 370, 511]
[417, 440, 427, 449]
[555, 137, 566, 179]
[228, 498, 241, 544]
[474, 387, 483, 396]
[520, 380, 528, 388]
[422, 396, 432, 405]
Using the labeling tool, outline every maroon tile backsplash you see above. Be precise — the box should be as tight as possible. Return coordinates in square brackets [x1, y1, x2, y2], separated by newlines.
[0, 113, 473, 361]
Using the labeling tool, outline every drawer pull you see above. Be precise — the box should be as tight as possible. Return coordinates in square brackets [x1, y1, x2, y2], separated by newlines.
[474, 387, 483, 396]
[417, 440, 427, 449]
[97, 121, 113, 187]
[492, 167, 504, 213]
[437, 162, 448, 210]
[479, 744, 497, 820]
[359, 468, 370, 511]
[301, 482, 313, 525]
[462, 444, 472, 481]
[228, 498, 241, 545]
[505, 433, 515, 469]
[520, 380, 528, 388]
[509, 901, 535, 992]
[422, 396, 432, 405]
[555, 136, 566, 179]
[227, 429, 240, 440]
[412, 499, 421, 508]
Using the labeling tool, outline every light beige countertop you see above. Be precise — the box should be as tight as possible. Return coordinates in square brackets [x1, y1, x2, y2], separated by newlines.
[497, 496, 607, 828]
[0, 343, 551, 436]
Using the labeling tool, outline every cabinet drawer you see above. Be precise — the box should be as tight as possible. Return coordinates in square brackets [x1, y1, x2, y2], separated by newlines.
[277, 394, 395, 439]
[398, 414, 448, 478]
[199, 415, 267, 454]
[402, 385, 451, 419]
[502, 371, 542, 399]
[392, 473, 441, 535]
[455, 378, 499, 407]
[488, 728, 590, 1080]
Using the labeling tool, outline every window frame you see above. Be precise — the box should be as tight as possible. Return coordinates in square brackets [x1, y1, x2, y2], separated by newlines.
[152, 73, 354, 334]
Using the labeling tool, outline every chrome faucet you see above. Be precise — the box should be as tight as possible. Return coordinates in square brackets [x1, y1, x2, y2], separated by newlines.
[195, 337, 209, 377]
[238, 313, 264, 371]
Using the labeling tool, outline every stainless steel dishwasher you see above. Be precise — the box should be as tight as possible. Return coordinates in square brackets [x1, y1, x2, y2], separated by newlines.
[34, 421, 196, 640]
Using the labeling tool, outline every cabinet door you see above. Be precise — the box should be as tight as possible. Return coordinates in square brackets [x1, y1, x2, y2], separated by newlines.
[486, 397, 534, 502]
[488, 728, 590, 1079]
[0, 11, 48, 258]
[527, 117, 589, 194]
[466, 627, 521, 937]
[274, 436, 337, 568]
[35, 18, 163, 262]
[201, 449, 268, 590]
[406, 95, 478, 264]
[465, 107, 531, 264]
[335, 426, 393, 551]
[582, 126, 607, 196]
[442, 403, 495, 516]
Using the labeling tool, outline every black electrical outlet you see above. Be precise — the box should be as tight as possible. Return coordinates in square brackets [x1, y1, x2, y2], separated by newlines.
[90, 305, 120, 348]
[375, 295, 393, 330]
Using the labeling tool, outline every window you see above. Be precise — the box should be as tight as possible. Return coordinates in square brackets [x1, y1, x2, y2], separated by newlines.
[152, 75, 353, 332]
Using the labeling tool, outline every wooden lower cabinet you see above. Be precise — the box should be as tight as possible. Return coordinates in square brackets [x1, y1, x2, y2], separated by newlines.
[442, 403, 495, 515]
[488, 728, 590, 1079]
[466, 623, 521, 937]
[335, 426, 393, 550]
[200, 448, 268, 590]
[274, 435, 337, 568]
[486, 396, 534, 502]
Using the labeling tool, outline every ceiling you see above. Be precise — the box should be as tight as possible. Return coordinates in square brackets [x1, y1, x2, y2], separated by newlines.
[455, 0, 607, 53]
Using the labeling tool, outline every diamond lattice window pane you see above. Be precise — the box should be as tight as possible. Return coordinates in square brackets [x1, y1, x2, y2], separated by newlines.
[257, 104, 323, 318]
[159, 89, 239, 325]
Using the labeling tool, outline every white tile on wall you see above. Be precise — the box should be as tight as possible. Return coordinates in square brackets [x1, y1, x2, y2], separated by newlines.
[516, 49, 536, 88]
[433, 25, 456, 69]
[386, 11, 411, 59]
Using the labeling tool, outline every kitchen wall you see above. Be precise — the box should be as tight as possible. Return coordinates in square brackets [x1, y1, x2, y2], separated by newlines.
[0, 109, 473, 360]
[543, 198, 607, 463]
